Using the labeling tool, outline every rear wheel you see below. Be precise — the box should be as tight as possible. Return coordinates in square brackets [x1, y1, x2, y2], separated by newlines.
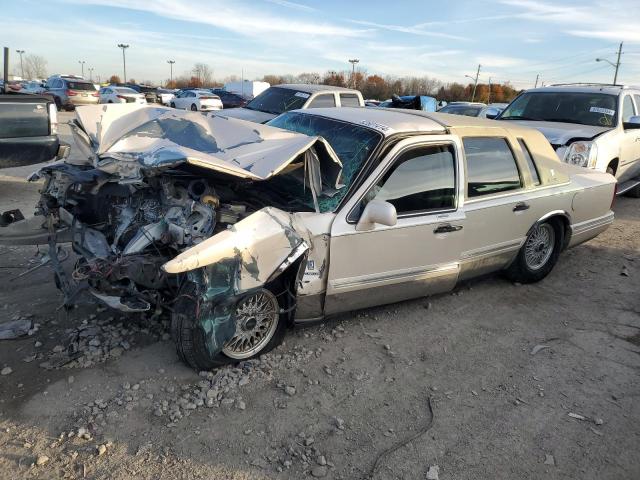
[505, 218, 563, 283]
[172, 284, 288, 370]
[191, 103, 198, 111]
[170, 102, 176, 108]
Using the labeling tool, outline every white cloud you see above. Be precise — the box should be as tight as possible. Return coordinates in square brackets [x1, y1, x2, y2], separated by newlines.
[477, 55, 527, 68]
[263, 0, 316, 12]
[349, 20, 469, 41]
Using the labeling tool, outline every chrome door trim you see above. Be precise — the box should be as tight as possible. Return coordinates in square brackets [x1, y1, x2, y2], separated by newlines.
[570, 211, 615, 235]
[329, 262, 459, 292]
[460, 238, 524, 260]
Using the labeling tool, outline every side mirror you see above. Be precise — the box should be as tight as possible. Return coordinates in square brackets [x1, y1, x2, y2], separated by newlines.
[623, 115, 640, 130]
[356, 200, 397, 231]
[484, 107, 500, 119]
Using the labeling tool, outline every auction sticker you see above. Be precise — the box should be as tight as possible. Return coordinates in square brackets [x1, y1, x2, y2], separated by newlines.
[590, 106, 615, 116]
[294, 92, 310, 98]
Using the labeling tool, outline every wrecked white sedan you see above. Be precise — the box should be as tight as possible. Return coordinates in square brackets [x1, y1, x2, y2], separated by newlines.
[0, 104, 616, 369]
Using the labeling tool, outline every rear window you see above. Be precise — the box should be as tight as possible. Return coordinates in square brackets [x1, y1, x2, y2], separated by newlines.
[67, 82, 96, 91]
[307, 94, 336, 108]
[0, 103, 50, 138]
[116, 87, 137, 94]
[245, 87, 308, 115]
[340, 93, 361, 107]
[463, 137, 522, 197]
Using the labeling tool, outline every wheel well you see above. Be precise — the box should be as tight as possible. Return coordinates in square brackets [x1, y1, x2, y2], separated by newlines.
[607, 158, 619, 175]
[265, 255, 307, 328]
[546, 215, 571, 250]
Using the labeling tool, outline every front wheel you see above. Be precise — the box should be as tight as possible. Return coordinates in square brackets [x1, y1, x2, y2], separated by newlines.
[190, 103, 198, 111]
[505, 219, 563, 284]
[170, 102, 176, 108]
[172, 285, 287, 370]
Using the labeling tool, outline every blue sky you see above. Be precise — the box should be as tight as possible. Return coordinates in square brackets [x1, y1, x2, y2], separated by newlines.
[2, 0, 639, 87]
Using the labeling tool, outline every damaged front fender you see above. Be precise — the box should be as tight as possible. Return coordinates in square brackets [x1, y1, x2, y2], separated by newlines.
[163, 206, 308, 293]
[168, 207, 309, 359]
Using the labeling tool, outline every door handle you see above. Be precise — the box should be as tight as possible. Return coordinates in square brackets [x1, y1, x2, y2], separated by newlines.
[434, 224, 463, 234]
[513, 202, 530, 212]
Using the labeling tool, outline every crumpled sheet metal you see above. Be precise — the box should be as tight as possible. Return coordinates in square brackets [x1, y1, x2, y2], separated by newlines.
[73, 104, 343, 185]
[163, 207, 307, 293]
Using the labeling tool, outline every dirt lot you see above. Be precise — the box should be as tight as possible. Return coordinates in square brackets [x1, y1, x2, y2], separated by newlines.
[0, 115, 638, 479]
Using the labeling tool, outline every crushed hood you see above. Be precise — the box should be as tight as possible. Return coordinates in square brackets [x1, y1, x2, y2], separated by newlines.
[70, 104, 342, 185]
[503, 120, 611, 146]
[212, 107, 277, 124]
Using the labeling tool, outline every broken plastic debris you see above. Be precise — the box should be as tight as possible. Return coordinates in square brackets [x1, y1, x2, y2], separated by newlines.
[530, 344, 550, 355]
[0, 318, 33, 340]
[568, 412, 587, 421]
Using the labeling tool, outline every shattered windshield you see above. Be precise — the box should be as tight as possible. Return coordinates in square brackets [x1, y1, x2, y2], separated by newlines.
[245, 87, 309, 115]
[500, 92, 619, 127]
[268, 112, 382, 212]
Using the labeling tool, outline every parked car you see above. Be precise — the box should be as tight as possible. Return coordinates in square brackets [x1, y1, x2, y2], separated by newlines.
[44, 74, 99, 110]
[0, 105, 616, 369]
[377, 95, 438, 112]
[169, 90, 223, 111]
[99, 86, 146, 104]
[157, 88, 177, 105]
[217, 84, 364, 123]
[210, 89, 248, 108]
[20, 81, 46, 95]
[438, 102, 488, 117]
[0, 94, 69, 170]
[497, 84, 640, 196]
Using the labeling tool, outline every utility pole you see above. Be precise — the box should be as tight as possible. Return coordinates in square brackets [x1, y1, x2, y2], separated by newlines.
[487, 77, 492, 104]
[471, 64, 481, 102]
[613, 42, 623, 85]
[167, 60, 175, 84]
[78, 60, 85, 78]
[534, 74, 539, 88]
[16, 49, 24, 79]
[88, 67, 94, 81]
[348, 59, 359, 88]
[596, 42, 623, 85]
[117, 43, 129, 83]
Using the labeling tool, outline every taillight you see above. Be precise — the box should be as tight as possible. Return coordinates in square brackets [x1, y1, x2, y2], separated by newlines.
[92, 91, 99, 97]
[117, 95, 126, 100]
[199, 96, 213, 100]
[66, 89, 77, 96]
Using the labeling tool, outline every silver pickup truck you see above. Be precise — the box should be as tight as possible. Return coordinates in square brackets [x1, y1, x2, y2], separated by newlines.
[0, 94, 68, 169]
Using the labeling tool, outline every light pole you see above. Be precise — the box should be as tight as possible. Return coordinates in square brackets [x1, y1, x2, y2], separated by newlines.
[117, 43, 129, 82]
[596, 42, 623, 85]
[78, 60, 85, 78]
[88, 67, 94, 82]
[15, 49, 25, 79]
[167, 60, 175, 84]
[348, 58, 359, 88]
[465, 64, 481, 102]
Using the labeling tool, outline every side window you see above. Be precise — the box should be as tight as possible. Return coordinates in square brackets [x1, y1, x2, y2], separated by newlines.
[368, 144, 456, 215]
[307, 94, 336, 108]
[622, 95, 635, 123]
[517, 138, 540, 186]
[340, 93, 361, 107]
[463, 137, 521, 198]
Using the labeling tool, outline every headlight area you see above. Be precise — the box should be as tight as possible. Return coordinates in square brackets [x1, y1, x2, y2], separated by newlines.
[563, 141, 598, 168]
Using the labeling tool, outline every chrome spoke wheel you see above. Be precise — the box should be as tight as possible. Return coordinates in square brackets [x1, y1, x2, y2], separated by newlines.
[222, 289, 279, 360]
[524, 223, 555, 271]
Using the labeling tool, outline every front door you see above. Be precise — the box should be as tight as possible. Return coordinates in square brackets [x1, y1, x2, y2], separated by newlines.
[325, 136, 466, 315]
[619, 94, 640, 182]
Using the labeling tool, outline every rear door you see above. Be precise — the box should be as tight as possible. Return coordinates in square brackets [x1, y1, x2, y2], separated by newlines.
[619, 94, 640, 181]
[0, 95, 59, 168]
[325, 135, 466, 315]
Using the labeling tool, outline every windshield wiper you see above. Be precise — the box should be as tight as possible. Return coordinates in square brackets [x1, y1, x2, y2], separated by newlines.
[541, 118, 587, 125]
[500, 115, 541, 121]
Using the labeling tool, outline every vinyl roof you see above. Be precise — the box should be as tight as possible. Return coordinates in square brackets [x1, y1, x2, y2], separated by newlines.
[291, 107, 535, 135]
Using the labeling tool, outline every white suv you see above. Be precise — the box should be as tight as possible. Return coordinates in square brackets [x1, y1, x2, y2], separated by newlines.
[498, 84, 640, 196]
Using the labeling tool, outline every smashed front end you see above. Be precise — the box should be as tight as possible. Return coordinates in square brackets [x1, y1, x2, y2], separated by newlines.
[1, 104, 342, 359]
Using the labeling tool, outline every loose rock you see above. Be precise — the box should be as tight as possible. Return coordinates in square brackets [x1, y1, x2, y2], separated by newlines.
[36, 455, 49, 466]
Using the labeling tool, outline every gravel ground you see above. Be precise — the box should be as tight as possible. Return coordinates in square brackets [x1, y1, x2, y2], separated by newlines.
[0, 114, 638, 479]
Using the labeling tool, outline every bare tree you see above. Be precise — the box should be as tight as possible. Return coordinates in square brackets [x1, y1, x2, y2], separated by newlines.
[296, 72, 321, 84]
[192, 63, 213, 87]
[23, 54, 47, 80]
